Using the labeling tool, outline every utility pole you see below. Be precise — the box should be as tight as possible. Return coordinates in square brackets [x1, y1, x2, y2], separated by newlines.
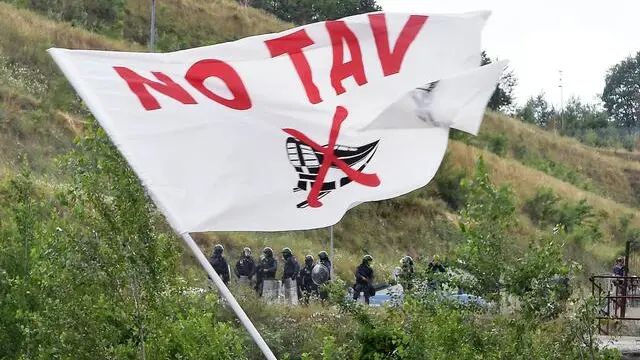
[329, 226, 334, 275]
[558, 70, 564, 134]
[149, 0, 156, 52]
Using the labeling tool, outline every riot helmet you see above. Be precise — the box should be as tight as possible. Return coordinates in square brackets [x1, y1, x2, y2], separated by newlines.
[281, 247, 292, 259]
[362, 254, 373, 265]
[318, 251, 329, 261]
[213, 244, 224, 255]
[305, 254, 314, 267]
[401, 255, 413, 266]
[263, 247, 273, 258]
[243, 247, 251, 257]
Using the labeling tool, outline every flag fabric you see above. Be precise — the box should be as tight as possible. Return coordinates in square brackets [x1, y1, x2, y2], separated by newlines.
[48, 11, 505, 233]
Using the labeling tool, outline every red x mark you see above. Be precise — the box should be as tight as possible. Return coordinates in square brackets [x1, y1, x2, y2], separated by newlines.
[283, 106, 381, 208]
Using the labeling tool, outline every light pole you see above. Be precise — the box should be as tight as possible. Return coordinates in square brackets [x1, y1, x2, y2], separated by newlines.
[558, 70, 564, 133]
[149, 0, 156, 52]
[329, 225, 334, 274]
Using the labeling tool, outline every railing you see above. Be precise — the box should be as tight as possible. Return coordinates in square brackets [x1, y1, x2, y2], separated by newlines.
[590, 274, 640, 334]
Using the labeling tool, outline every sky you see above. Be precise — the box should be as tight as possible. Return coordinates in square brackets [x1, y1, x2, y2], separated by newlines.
[377, 0, 640, 107]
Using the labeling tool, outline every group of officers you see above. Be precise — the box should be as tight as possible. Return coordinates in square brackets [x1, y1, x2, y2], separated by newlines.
[207, 245, 334, 303]
[208, 244, 444, 305]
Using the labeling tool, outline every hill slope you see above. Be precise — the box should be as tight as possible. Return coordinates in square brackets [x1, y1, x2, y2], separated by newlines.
[1, 1, 639, 282]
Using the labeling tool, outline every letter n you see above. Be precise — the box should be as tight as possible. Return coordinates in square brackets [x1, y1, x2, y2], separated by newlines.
[113, 67, 197, 111]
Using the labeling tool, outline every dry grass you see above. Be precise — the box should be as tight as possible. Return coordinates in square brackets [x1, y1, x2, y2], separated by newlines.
[123, 0, 292, 49]
[448, 140, 640, 225]
[0, 3, 141, 71]
[481, 112, 640, 207]
[53, 111, 85, 135]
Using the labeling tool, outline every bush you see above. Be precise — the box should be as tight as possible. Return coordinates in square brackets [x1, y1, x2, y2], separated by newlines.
[430, 151, 468, 210]
[523, 188, 597, 234]
[9, 0, 125, 35]
[482, 132, 509, 156]
[523, 187, 560, 225]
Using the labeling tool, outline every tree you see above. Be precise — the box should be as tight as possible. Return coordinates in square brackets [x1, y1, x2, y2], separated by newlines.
[481, 51, 517, 112]
[561, 96, 609, 136]
[247, 0, 381, 25]
[517, 92, 556, 128]
[455, 156, 517, 302]
[602, 51, 640, 132]
[0, 126, 248, 359]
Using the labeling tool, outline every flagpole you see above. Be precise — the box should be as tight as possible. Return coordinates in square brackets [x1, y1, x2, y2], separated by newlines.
[179, 232, 277, 360]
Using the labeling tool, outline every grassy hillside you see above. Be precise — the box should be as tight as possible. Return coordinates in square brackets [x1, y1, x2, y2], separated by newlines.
[1, 0, 639, 284]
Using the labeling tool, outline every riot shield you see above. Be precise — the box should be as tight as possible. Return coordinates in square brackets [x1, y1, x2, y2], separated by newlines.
[262, 279, 280, 304]
[282, 278, 299, 305]
[311, 264, 330, 285]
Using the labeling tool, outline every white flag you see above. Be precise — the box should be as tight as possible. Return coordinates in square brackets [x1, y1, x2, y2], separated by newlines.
[48, 11, 504, 233]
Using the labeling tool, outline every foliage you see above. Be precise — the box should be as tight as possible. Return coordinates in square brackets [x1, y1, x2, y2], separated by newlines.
[6, 0, 125, 36]
[0, 126, 248, 359]
[561, 96, 610, 136]
[517, 92, 557, 128]
[480, 131, 509, 156]
[455, 156, 516, 302]
[245, 0, 381, 25]
[428, 151, 468, 210]
[481, 51, 518, 112]
[602, 51, 640, 130]
[523, 187, 603, 250]
[523, 187, 560, 225]
[524, 187, 598, 231]
[323, 158, 620, 360]
[505, 235, 574, 320]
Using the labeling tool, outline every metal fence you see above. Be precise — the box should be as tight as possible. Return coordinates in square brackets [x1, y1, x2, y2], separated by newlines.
[590, 274, 640, 334]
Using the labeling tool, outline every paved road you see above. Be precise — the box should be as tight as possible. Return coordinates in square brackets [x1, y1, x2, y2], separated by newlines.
[597, 336, 640, 359]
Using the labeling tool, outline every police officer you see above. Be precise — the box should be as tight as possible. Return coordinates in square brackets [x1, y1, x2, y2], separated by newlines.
[256, 247, 277, 296]
[318, 251, 332, 280]
[428, 254, 446, 273]
[317, 251, 332, 301]
[282, 247, 300, 281]
[298, 255, 318, 304]
[235, 247, 256, 281]
[208, 244, 230, 286]
[399, 255, 415, 290]
[353, 255, 375, 304]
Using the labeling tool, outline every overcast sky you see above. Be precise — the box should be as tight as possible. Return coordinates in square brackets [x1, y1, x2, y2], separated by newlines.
[377, 0, 640, 107]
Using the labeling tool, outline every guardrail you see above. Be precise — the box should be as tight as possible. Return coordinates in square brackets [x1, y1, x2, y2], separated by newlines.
[590, 275, 640, 334]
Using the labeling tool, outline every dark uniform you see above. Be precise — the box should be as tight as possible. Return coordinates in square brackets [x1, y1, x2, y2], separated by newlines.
[400, 255, 415, 290]
[282, 248, 300, 281]
[353, 255, 375, 304]
[208, 244, 230, 285]
[318, 251, 332, 301]
[428, 255, 446, 273]
[256, 247, 277, 296]
[318, 251, 332, 280]
[298, 255, 318, 304]
[235, 247, 256, 279]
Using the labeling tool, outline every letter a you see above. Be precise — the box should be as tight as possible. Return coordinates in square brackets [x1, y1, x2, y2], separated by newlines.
[326, 21, 368, 96]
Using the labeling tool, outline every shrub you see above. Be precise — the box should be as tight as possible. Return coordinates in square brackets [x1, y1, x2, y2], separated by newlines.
[523, 187, 560, 226]
[483, 132, 509, 156]
[430, 151, 468, 210]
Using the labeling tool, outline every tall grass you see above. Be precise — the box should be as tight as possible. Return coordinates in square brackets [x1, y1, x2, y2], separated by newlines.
[480, 112, 640, 207]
